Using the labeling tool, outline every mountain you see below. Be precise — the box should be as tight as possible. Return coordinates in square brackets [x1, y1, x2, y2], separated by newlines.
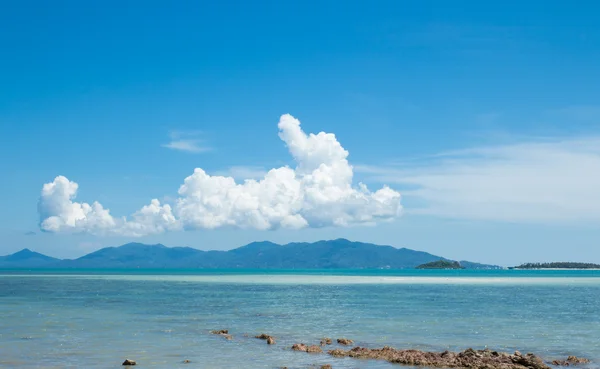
[0, 248, 59, 267]
[0, 239, 502, 269]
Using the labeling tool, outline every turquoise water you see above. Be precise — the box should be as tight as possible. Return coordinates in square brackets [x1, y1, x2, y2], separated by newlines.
[1, 270, 599, 368]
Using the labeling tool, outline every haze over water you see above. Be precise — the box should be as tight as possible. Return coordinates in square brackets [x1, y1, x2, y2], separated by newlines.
[1, 270, 599, 369]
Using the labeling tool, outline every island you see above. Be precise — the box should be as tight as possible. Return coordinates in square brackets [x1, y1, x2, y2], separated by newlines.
[416, 260, 465, 269]
[512, 262, 600, 269]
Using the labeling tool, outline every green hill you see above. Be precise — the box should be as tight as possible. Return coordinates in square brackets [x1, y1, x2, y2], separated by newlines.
[416, 260, 465, 269]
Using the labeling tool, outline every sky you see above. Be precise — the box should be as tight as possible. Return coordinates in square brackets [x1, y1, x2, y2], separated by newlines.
[1, 0, 600, 266]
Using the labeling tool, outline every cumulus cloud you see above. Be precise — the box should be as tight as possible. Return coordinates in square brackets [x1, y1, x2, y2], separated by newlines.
[357, 137, 600, 224]
[38, 114, 402, 236]
[216, 166, 268, 180]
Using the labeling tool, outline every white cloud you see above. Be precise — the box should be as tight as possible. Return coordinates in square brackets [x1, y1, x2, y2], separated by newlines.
[357, 137, 600, 224]
[162, 130, 210, 153]
[39, 114, 402, 236]
[216, 166, 268, 180]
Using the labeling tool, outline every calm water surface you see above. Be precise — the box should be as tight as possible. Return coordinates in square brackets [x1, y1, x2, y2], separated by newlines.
[1, 270, 599, 368]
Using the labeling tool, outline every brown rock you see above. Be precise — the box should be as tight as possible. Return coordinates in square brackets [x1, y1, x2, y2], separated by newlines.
[320, 365, 332, 369]
[552, 356, 591, 366]
[320, 338, 333, 346]
[210, 329, 228, 335]
[182, 359, 191, 364]
[307, 345, 323, 353]
[337, 338, 354, 346]
[568, 356, 590, 364]
[255, 333, 276, 344]
[255, 333, 273, 339]
[122, 359, 136, 366]
[292, 343, 308, 352]
[327, 346, 552, 369]
[291, 343, 322, 353]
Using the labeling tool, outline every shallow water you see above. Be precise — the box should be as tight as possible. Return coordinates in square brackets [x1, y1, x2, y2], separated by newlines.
[1, 270, 599, 368]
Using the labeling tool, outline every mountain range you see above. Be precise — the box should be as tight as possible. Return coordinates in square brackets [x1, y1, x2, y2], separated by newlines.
[0, 239, 502, 269]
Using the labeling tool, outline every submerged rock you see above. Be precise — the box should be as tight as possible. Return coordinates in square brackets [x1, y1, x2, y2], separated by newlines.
[320, 365, 332, 369]
[320, 338, 333, 346]
[336, 338, 354, 346]
[267, 336, 276, 345]
[328, 347, 551, 369]
[552, 356, 591, 366]
[122, 359, 136, 366]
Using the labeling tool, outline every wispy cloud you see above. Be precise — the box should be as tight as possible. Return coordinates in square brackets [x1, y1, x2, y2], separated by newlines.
[357, 136, 600, 225]
[547, 105, 600, 121]
[162, 130, 211, 153]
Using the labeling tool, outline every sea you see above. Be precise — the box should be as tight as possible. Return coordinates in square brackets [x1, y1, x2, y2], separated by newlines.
[1, 269, 599, 369]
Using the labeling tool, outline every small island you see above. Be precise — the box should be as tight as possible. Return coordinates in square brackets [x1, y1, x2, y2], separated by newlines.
[512, 262, 600, 269]
[416, 260, 465, 269]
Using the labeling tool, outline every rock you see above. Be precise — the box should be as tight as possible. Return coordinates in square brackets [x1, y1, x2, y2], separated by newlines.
[291, 343, 322, 353]
[307, 345, 323, 353]
[255, 333, 272, 339]
[255, 333, 275, 344]
[182, 359, 191, 364]
[327, 346, 552, 369]
[320, 338, 332, 346]
[552, 356, 591, 366]
[320, 365, 332, 369]
[292, 343, 308, 352]
[337, 338, 354, 346]
[568, 356, 590, 364]
[211, 329, 232, 340]
[122, 359, 136, 366]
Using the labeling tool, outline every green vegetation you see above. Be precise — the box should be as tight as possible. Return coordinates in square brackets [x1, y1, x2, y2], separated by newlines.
[513, 262, 600, 269]
[416, 260, 465, 269]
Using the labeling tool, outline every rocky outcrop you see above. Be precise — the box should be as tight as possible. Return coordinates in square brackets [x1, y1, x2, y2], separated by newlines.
[320, 338, 332, 346]
[552, 356, 591, 366]
[328, 347, 551, 369]
[336, 338, 353, 345]
[291, 343, 323, 353]
[122, 359, 136, 366]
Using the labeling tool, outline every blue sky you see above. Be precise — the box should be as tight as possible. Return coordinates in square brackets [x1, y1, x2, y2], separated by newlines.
[1, 0, 600, 265]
